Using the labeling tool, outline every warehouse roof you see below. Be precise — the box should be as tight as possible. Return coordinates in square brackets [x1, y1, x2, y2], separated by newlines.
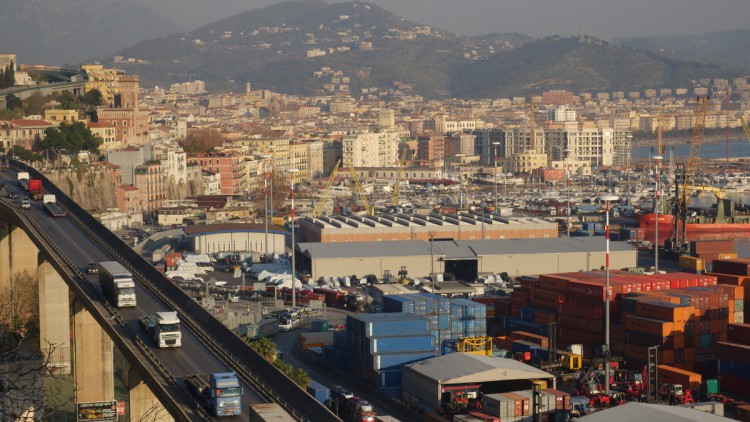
[577, 402, 729, 421]
[184, 223, 287, 236]
[297, 237, 634, 260]
[302, 213, 556, 230]
[404, 353, 553, 384]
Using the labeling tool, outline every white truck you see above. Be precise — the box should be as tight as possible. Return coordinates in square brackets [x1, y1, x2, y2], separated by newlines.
[98, 261, 136, 307]
[43, 194, 67, 217]
[139, 311, 182, 348]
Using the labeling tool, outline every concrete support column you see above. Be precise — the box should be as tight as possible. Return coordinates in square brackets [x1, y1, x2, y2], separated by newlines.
[10, 224, 40, 278]
[73, 299, 114, 403]
[128, 367, 173, 422]
[38, 260, 71, 374]
[0, 220, 10, 288]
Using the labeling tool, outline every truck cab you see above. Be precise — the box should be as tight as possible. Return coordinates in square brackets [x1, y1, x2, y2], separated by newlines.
[154, 312, 182, 348]
[210, 372, 242, 416]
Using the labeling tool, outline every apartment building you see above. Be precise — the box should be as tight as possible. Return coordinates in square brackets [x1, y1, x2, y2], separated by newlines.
[97, 75, 149, 146]
[240, 134, 290, 173]
[44, 109, 81, 126]
[342, 130, 399, 168]
[417, 133, 446, 161]
[134, 162, 165, 212]
[0, 119, 53, 150]
[188, 152, 246, 195]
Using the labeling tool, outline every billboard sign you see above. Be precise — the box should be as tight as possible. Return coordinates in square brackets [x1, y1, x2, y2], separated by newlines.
[77, 401, 117, 421]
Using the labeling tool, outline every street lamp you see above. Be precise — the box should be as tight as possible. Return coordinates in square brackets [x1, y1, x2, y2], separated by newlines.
[492, 142, 500, 215]
[565, 148, 572, 237]
[260, 154, 272, 260]
[269, 146, 275, 254]
[287, 168, 299, 309]
[599, 193, 619, 396]
[653, 155, 662, 273]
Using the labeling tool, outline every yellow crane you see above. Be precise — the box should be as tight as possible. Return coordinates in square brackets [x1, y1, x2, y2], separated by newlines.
[312, 160, 340, 217]
[740, 115, 750, 143]
[393, 149, 407, 207]
[674, 96, 709, 249]
[348, 163, 374, 215]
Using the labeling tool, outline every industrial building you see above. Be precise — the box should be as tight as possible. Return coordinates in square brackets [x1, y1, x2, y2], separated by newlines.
[296, 237, 637, 281]
[401, 353, 555, 410]
[184, 223, 287, 255]
[299, 213, 558, 243]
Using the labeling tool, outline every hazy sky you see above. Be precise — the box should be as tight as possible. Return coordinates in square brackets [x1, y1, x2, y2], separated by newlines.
[139, 0, 750, 39]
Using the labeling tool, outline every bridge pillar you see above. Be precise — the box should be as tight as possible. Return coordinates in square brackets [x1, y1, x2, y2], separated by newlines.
[38, 260, 71, 374]
[114, 347, 173, 421]
[0, 222, 39, 292]
[73, 299, 114, 403]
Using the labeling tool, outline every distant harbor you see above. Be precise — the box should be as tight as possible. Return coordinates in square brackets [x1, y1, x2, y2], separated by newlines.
[632, 139, 750, 160]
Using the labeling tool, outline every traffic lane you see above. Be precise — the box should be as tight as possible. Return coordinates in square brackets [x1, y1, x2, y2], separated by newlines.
[23, 197, 266, 408]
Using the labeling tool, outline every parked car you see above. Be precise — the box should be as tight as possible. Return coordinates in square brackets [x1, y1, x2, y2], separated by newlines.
[7, 192, 17, 198]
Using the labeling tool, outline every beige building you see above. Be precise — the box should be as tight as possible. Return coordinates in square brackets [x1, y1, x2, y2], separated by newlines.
[44, 109, 80, 126]
[297, 237, 637, 281]
[88, 122, 119, 150]
[185, 223, 288, 255]
[342, 130, 399, 168]
[81, 64, 122, 107]
[134, 162, 165, 213]
[97, 75, 149, 146]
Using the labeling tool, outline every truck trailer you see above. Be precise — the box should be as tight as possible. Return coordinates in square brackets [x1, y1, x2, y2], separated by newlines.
[139, 312, 182, 348]
[185, 372, 242, 417]
[17, 172, 29, 191]
[29, 178, 43, 200]
[43, 194, 67, 217]
[98, 261, 136, 307]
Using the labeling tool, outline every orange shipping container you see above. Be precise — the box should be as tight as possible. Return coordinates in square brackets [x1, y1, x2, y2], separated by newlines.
[511, 331, 549, 349]
[623, 315, 677, 337]
[635, 301, 694, 322]
[657, 365, 702, 391]
[559, 314, 603, 333]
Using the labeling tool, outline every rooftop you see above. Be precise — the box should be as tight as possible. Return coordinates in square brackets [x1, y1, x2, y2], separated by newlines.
[404, 353, 553, 384]
[302, 213, 554, 230]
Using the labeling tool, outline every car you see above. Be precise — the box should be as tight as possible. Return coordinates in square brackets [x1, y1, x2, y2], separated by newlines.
[7, 192, 17, 198]
[122, 235, 131, 240]
[86, 263, 99, 274]
[20, 199, 30, 209]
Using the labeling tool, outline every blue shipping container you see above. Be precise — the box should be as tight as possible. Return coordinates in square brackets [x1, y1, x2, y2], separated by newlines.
[369, 335, 434, 354]
[373, 351, 436, 370]
[307, 379, 330, 403]
[376, 369, 403, 387]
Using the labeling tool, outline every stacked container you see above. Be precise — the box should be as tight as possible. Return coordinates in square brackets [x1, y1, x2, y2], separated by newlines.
[689, 239, 736, 272]
[479, 388, 570, 421]
[716, 322, 750, 395]
[341, 313, 435, 396]
[708, 257, 750, 322]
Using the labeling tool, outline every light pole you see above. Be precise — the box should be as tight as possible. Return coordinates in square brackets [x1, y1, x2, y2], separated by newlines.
[565, 148, 572, 237]
[261, 154, 272, 259]
[653, 155, 662, 273]
[269, 146, 275, 255]
[599, 193, 619, 396]
[492, 142, 500, 215]
[287, 168, 299, 309]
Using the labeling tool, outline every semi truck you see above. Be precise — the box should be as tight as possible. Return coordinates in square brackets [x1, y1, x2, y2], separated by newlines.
[43, 195, 67, 217]
[98, 261, 136, 307]
[185, 372, 242, 417]
[139, 312, 182, 348]
[29, 178, 43, 200]
[17, 172, 29, 191]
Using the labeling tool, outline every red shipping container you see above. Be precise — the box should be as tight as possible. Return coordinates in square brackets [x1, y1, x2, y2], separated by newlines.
[559, 301, 603, 319]
[511, 331, 549, 348]
[658, 365, 702, 391]
[538, 274, 571, 293]
[500, 392, 528, 416]
[713, 259, 750, 277]
[624, 315, 676, 337]
[635, 301, 694, 322]
[690, 239, 734, 255]
[727, 323, 750, 344]
[559, 327, 602, 344]
[542, 389, 571, 411]
[719, 374, 750, 396]
[568, 279, 617, 301]
[718, 342, 750, 365]
[559, 314, 603, 333]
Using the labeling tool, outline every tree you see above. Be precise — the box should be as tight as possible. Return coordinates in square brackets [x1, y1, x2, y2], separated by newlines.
[247, 337, 276, 361]
[180, 128, 225, 153]
[0, 61, 14, 89]
[42, 121, 103, 154]
[81, 89, 103, 107]
[1, 272, 72, 419]
[5, 94, 22, 110]
[58, 91, 79, 110]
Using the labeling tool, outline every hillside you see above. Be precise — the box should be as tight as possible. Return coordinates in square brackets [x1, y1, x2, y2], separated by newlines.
[102, 0, 743, 98]
[0, 0, 183, 65]
[616, 29, 750, 70]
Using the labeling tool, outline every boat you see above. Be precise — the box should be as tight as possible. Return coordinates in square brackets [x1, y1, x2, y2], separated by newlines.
[636, 213, 750, 233]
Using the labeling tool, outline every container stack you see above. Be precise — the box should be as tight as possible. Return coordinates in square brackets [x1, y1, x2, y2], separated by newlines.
[717, 322, 750, 395]
[450, 298, 488, 338]
[338, 313, 435, 397]
[689, 240, 736, 272]
[496, 270, 726, 361]
[707, 258, 750, 323]
[476, 388, 571, 421]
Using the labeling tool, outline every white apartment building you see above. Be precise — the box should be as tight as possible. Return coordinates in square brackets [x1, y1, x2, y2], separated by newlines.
[342, 130, 399, 168]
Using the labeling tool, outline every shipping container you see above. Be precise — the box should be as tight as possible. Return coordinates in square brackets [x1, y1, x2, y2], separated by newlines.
[727, 323, 750, 344]
[306, 379, 330, 404]
[657, 365, 702, 391]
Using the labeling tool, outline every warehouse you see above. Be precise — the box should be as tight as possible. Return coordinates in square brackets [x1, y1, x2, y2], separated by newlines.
[401, 353, 555, 411]
[185, 223, 288, 255]
[299, 213, 558, 243]
[577, 401, 728, 421]
[296, 237, 637, 281]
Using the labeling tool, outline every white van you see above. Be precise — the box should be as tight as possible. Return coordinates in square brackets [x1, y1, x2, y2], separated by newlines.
[21, 199, 30, 209]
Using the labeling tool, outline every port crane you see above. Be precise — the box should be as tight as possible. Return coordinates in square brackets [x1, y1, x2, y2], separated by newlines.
[348, 163, 374, 215]
[670, 96, 709, 252]
[312, 160, 340, 217]
[740, 115, 750, 144]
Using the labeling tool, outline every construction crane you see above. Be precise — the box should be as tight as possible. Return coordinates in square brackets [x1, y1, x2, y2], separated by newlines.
[740, 115, 750, 143]
[348, 163, 374, 215]
[672, 96, 709, 251]
[312, 160, 340, 217]
[393, 149, 407, 207]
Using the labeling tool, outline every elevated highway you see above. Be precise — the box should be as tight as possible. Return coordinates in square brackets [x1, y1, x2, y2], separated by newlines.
[1, 162, 339, 421]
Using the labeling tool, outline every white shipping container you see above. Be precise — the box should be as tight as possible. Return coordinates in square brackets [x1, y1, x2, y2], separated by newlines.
[481, 393, 516, 418]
